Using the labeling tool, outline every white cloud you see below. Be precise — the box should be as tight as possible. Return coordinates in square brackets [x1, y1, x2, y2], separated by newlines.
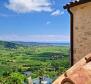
[46, 21, 51, 25]
[0, 13, 8, 17]
[0, 13, 18, 17]
[51, 10, 64, 16]
[0, 34, 70, 43]
[5, 0, 52, 13]
[52, 0, 55, 5]
[60, 11, 65, 15]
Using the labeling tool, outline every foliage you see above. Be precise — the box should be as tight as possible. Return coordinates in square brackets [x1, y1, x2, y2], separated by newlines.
[0, 41, 70, 83]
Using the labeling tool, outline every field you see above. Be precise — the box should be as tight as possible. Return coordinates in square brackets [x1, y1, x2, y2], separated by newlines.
[0, 41, 70, 84]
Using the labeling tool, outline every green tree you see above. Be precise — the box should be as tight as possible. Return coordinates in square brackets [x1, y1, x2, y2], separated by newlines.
[10, 72, 26, 84]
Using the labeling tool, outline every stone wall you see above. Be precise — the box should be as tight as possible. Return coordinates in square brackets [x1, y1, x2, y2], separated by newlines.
[70, 2, 91, 64]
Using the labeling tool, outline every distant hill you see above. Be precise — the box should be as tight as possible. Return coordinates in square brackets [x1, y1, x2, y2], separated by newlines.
[0, 41, 18, 49]
[0, 40, 70, 49]
[12, 41, 70, 47]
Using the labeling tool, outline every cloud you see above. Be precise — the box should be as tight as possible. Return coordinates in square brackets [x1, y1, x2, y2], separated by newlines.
[51, 10, 64, 16]
[60, 11, 65, 15]
[52, 0, 55, 5]
[0, 34, 70, 43]
[0, 12, 19, 17]
[0, 13, 8, 17]
[46, 21, 51, 25]
[5, 0, 52, 13]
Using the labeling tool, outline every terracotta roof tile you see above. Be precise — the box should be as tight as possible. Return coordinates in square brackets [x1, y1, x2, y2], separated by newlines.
[53, 53, 91, 84]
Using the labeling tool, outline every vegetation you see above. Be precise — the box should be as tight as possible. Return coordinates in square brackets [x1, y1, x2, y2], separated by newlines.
[0, 41, 70, 83]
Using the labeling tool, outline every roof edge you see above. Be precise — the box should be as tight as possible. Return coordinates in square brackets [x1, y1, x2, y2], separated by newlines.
[64, 0, 91, 9]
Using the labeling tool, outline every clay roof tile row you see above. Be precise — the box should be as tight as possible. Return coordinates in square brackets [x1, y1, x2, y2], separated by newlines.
[53, 53, 91, 84]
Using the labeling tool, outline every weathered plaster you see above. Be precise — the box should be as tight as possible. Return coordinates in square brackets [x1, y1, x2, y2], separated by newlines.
[71, 2, 91, 64]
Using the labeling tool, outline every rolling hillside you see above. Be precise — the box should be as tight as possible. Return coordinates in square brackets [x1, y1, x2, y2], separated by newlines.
[0, 41, 17, 48]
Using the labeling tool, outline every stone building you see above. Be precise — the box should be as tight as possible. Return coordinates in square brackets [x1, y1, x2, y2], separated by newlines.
[64, 0, 91, 65]
[53, 0, 91, 84]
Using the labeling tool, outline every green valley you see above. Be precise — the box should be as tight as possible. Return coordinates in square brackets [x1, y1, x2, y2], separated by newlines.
[0, 41, 70, 84]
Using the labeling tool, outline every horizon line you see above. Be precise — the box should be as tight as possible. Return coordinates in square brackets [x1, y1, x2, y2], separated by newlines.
[0, 40, 70, 43]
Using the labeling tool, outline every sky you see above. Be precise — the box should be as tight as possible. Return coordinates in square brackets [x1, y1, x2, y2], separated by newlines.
[0, 0, 70, 43]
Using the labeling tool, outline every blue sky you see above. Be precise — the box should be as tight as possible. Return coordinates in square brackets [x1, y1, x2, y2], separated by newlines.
[0, 0, 70, 43]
